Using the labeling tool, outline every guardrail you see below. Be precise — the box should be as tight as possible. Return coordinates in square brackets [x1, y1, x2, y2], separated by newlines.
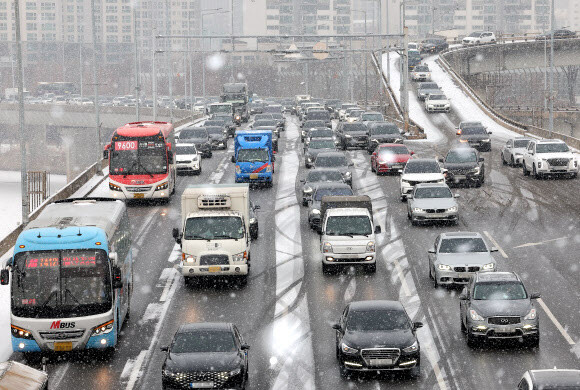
[437, 50, 580, 150]
[370, 51, 426, 139]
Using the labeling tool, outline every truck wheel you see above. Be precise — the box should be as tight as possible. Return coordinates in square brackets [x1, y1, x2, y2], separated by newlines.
[466, 331, 479, 348]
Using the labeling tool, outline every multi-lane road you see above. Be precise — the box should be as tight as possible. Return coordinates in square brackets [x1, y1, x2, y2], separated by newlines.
[10, 100, 580, 390]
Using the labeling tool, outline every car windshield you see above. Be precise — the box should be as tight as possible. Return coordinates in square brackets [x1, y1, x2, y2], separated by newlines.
[420, 83, 438, 90]
[237, 148, 269, 162]
[379, 146, 409, 156]
[325, 216, 372, 236]
[370, 125, 399, 135]
[446, 149, 477, 163]
[314, 187, 353, 201]
[362, 114, 383, 121]
[306, 170, 343, 182]
[439, 238, 488, 253]
[304, 121, 326, 128]
[460, 122, 481, 129]
[171, 330, 237, 353]
[110, 136, 168, 175]
[347, 309, 410, 331]
[429, 94, 446, 100]
[184, 216, 244, 240]
[176, 145, 197, 155]
[180, 129, 208, 139]
[536, 143, 570, 153]
[310, 130, 334, 138]
[513, 139, 531, 148]
[473, 282, 527, 300]
[414, 66, 429, 72]
[315, 155, 348, 167]
[404, 161, 441, 173]
[468, 32, 481, 37]
[341, 104, 357, 110]
[204, 120, 225, 126]
[461, 127, 487, 135]
[309, 140, 335, 149]
[308, 112, 329, 120]
[342, 124, 367, 133]
[414, 187, 453, 199]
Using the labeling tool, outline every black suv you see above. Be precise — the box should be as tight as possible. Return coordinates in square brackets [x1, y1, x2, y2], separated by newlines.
[160, 322, 249, 390]
[440, 146, 485, 187]
[366, 122, 404, 153]
[178, 127, 212, 158]
[333, 300, 422, 378]
[421, 38, 449, 53]
[459, 272, 540, 348]
[457, 125, 492, 151]
[336, 122, 369, 150]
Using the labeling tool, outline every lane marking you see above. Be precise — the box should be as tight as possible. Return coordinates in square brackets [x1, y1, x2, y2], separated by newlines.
[125, 350, 147, 390]
[513, 236, 569, 249]
[393, 257, 412, 297]
[433, 361, 449, 390]
[537, 298, 576, 345]
[47, 362, 70, 390]
[159, 268, 176, 302]
[483, 231, 508, 259]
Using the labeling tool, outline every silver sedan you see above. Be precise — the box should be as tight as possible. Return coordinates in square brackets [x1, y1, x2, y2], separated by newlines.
[407, 183, 459, 225]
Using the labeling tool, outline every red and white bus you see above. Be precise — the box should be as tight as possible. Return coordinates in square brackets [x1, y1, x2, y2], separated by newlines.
[104, 121, 176, 200]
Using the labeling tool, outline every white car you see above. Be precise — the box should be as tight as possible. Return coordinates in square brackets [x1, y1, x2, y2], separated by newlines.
[411, 65, 432, 82]
[462, 32, 496, 45]
[400, 158, 446, 201]
[522, 139, 579, 179]
[175, 143, 201, 175]
[408, 42, 420, 51]
[501, 137, 532, 166]
[425, 93, 450, 113]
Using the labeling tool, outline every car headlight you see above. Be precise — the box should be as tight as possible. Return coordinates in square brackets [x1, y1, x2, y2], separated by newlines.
[482, 262, 495, 270]
[323, 242, 332, 253]
[232, 251, 247, 262]
[155, 182, 168, 191]
[438, 264, 451, 270]
[469, 309, 484, 321]
[306, 156, 313, 162]
[91, 319, 114, 336]
[482, 138, 490, 142]
[345, 134, 352, 138]
[229, 367, 242, 376]
[446, 206, 458, 212]
[249, 217, 256, 224]
[402, 340, 419, 353]
[341, 342, 358, 355]
[371, 139, 379, 143]
[366, 241, 375, 252]
[470, 167, 480, 174]
[109, 182, 122, 191]
[401, 180, 409, 186]
[266, 164, 273, 173]
[413, 208, 424, 213]
[344, 171, 352, 178]
[303, 186, 313, 194]
[524, 308, 537, 320]
[312, 208, 320, 215]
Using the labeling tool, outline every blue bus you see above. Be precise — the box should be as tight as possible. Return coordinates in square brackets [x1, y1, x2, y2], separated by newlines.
[0, 198, 132, 355]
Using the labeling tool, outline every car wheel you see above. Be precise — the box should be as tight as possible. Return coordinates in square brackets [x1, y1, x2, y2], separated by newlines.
[523, 162, 530, 176]
[501, 152, 507, 165]
[510, 156, 515, 167]
[339, 362, 351, 379]
[460, 314, 467, 333]
[533, 164, 541, 180]
[411, 218, 418, 226]
[407, 211, 412, 220]
[400, 195, 407, 202]
[466, 331, 479, 348]
[409, 362, 421, 379]
[526, 335, 540, 348]
[237, 275, 248, 287]
[364, 263, 376, 273]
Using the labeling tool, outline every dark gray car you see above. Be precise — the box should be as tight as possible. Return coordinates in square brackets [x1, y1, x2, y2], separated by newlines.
[307, 182, 354, 230]
[440, 147, 485, 186]
[460, 272, 540, 347]
[367, 122, 404, 153]
[178, 127, 212, 158]
[212, 114, 236, 135]
[336, 123, 369, 150]
[300, 169, 346, 206]
[206, 126, 228, 150]
[458, 126, 492, 152]
[417, 82, 440, 100]
[304, 138, 338, 168]
[204, 119, 232, 137]
[312, 151, 354, 186]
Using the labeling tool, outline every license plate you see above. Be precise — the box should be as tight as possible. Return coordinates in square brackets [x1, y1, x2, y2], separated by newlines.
[497, 326, 515, 333]
[208, 266, 221, 273]
[249, 173, 258, 179]
[190, 383, 214, 389]
[54, 342, 73, 351]
[133, 193, 144, 199]
[391, 164, 402, 169]
[369, 358, 393, 366]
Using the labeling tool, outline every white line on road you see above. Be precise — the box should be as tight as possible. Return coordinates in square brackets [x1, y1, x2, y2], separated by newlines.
[124, 350, 147, 390]
[483, 231, 508, 259]
[537, 298, 576, 345]
[513, 236, 569, 249]
[159, 266, 177, 302]
[47, 362, 70, 390]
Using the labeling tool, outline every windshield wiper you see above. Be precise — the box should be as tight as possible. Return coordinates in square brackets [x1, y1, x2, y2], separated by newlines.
[40, 290, 58, 308]
[213, 234, 239, 240]
[184, 234, 211, 241]
[64, 288, 80, 304]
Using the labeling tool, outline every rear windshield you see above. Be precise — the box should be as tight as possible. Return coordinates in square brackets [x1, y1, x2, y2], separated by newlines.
[461, 127, 487, 135]
[404, 161, 441, 173]
[314, 187, 353, 201]
[439, 238, 488, 253]
[315, 155, 348, 167]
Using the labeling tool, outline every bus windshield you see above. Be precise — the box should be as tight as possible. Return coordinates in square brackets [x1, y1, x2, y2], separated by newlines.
[11, 249, 112, 318]
[209, 104, 232, 115]
[110, 136, 168, 175]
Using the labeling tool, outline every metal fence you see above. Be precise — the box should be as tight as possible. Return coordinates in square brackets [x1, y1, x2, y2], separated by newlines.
[27, 171, 49, 213]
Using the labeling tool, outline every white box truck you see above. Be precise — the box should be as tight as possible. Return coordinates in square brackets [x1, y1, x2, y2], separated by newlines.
[319, 195, 382, 274]
[172, 184, 258, 285]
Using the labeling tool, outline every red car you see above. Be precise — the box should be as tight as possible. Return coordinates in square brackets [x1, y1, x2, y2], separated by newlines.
[371, 144, 414, 174]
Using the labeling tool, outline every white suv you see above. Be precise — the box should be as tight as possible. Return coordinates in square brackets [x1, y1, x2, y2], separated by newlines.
[522, 139, 579, 179]
[462, 32, 496, 45]
[425, 93, 450, 113]
[175, 143, 201, 175]
[400, 158, 447, 201]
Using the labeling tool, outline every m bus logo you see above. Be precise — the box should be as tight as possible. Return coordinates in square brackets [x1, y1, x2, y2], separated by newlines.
[50, 321, 76, 329]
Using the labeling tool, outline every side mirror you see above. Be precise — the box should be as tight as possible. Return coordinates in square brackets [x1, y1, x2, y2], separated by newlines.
[167, 153, 174, 164]
[479, 157, 484, 162]
[112, 266, 123, 289]
[172, 228, 181, 244]
[348, 163, 354, 167]
[0, 269, 9, 285]
[300, 179, 306, 183]
[413, 322, 423, 330]
[530, 292, 541, 299]
[410, 151, 415, 155]
[331, 323, 341, 330]
[428, 248, 436, 254]
[160, 345, 169, 352]
[109, 252, 117, 262]
[372, 152, 377, 157]
[103, 149, 109, 159]
[374, 225, 382, 234]
[487, 131, 493, 134]
[490, 247, 499, 252]
[438, 157, 444, 163]
[459, 293, 467, 300]
[231, 155, 236, 163]
[241, 344, 250, 351]
[454, 193, 460, 198]
[442, 168, 448, 174]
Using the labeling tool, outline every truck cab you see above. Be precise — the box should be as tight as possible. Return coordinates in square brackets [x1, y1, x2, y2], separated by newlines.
[173, 184, 258, 285]
[232, 130, 275, 187]
[319, 196, 381, 274]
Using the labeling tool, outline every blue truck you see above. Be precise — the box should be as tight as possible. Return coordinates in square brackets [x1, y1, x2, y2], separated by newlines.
[232, 130, 275, 187]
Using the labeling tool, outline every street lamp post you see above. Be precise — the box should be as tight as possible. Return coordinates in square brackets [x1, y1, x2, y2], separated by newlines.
[201, 8, 227, 100]
[549, 0, 554, 137]
[90, 0, 103, 175]
[353, 10, 368, 108]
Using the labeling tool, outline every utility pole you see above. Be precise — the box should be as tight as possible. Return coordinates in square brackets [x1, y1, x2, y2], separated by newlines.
[401, 26, 410, 133]
[79, 39, 83, 100]
[14, 0, 28, 223]
[364, 12, 368, 109]
[188, 11, 193, 117]
[165, 0, 173, 123]
[548, 0, 554, 138]
[386, 0, 390, 82]
[91, 0, 103, 175]
[152, 28, 158, 120]
[133, 5, 140, 121]
[231, 0, 235, 82]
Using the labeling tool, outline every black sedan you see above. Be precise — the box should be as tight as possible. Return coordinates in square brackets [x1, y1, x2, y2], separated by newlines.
[440, 146, 485, 187]
[160, 322, 249, 390]
[536, 29, 577, 40]
[177, 127, 212, 158]
[206, 126, 228, 150]
[336, 122, 369, 150]
[457, 125, 492, 152]
[304, 138, 338, 168]
[366, 122, 404, 153]
[333, 300, 422, 378]
[421, 38, 449, 53]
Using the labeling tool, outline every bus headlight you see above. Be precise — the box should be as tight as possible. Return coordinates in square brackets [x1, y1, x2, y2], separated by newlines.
[155, 182, 168, 191]
[109, 183, 122, 191]
[11, 325, 34, 340]
[91, 319, 114, 336]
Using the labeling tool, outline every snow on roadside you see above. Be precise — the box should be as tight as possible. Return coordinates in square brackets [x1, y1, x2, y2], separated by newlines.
[381, 52, 446, 143]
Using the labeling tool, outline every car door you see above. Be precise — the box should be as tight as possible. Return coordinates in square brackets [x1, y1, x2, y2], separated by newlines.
[233, 326, 248, 370]
[459, 281, 472, 325]
[524, 142, 535, 169]
[336, 305, 349, 348]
